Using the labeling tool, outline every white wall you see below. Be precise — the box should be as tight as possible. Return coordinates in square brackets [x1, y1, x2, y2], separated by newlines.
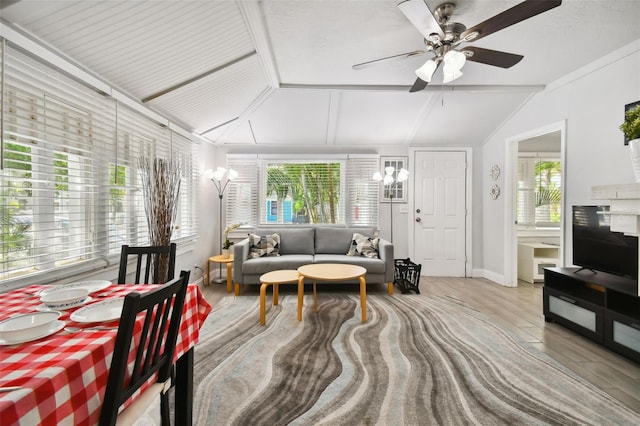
[481, 40, 640, 283]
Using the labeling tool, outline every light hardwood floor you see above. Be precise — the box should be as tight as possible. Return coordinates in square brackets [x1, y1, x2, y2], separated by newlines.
[198, 275, 640, 414]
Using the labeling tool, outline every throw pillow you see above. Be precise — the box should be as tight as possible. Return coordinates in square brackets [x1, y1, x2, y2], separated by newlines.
[248, 233, 281, 258]
[346, 232, 379, 259]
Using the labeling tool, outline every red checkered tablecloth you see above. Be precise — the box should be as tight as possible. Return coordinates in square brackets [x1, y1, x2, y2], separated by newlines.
[0, 283, 212, 426]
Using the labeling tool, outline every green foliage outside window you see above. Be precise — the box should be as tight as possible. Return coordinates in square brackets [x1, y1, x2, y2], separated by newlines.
[534, 160, 562, 223]
[265, 162, 341, 224]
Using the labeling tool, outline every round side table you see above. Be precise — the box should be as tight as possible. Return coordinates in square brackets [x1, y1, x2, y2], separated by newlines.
[207, 254, 234, 293]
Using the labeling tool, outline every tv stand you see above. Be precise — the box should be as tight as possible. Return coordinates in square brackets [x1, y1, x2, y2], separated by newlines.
[573, 267, 597, 275]
[544, 267, 640, 363]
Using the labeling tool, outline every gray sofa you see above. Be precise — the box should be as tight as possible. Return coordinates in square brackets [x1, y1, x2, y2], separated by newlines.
[232, 226, 394, 294]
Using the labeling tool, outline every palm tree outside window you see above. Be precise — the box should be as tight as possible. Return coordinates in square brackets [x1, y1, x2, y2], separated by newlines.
[517, 156, 562, 227]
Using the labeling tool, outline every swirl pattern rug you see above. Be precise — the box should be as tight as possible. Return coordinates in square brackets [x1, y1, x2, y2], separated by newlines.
[192, 294, 640, 425]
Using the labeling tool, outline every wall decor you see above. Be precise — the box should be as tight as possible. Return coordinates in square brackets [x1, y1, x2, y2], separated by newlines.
[489, 164, 500, 181]
[624, 100, 640, 145]
[489, 184, 500, 200]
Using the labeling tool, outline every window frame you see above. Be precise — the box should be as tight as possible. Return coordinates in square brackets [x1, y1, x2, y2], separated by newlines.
[516, 154, 562, 228]
[380, 156, 408, 202]
[226, 154, 380, 229]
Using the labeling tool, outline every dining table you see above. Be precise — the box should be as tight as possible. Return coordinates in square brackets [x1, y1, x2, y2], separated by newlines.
[0, 282, 212, 426]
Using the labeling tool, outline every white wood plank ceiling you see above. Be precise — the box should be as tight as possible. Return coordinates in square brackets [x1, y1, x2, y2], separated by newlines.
[2, 0, 640, 147]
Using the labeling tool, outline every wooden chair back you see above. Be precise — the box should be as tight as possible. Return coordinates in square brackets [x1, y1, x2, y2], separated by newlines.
[117, 243, 176, 284]
[99, 270, 190, 426]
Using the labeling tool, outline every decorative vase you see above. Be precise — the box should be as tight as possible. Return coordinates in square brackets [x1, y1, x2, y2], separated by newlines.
[222, 249, 230, 259]
[630, 139, 640, 183]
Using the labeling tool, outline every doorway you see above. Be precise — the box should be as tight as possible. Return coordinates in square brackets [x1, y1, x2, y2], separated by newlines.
[410, 149, 472, 277]
[504, 121, 566, 287]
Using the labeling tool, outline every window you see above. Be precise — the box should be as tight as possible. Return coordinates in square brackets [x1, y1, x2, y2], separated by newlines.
[226, 155, 379, 228]
[263, 161, 343, 225]
[517, 156, 562, 227]
[0, 44, 197, 284]
[380, 156, 408, 202]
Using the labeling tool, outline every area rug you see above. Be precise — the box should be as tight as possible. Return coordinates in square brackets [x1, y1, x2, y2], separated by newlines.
[191, 294, 640, 425]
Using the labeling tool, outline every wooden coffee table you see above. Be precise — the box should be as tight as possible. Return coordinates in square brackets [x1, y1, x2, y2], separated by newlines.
[259, 270, 299, 325]
[297, 263, 367, 323]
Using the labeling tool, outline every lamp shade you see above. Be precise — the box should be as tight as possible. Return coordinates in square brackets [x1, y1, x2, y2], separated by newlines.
[372, 171, 383, 181]
[228, 169, 239, 180]
[383, 175, 394, 186]
[443, 50, 466, 70]
[415, 59, 437, 82]
[212, 167, 226, 181]
[442, 66, 463, 83]
[397, 168, 410, 182]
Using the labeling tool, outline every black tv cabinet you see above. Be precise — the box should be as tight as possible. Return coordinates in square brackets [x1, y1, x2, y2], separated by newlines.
[543, 267, 640, 363]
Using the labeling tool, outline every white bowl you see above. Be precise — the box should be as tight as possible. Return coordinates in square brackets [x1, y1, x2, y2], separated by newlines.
[40, 287, 90, 310]
[0, 311, 61, 343]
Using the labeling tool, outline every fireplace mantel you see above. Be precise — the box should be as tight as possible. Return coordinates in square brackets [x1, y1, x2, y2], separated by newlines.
[592, 183, 640, 236]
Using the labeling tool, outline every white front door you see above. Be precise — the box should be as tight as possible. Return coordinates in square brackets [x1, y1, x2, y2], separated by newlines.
[413, 151, 467, 276]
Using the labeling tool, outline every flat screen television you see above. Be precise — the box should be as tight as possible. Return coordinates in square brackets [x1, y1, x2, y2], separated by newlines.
[572, 205, 638, 280]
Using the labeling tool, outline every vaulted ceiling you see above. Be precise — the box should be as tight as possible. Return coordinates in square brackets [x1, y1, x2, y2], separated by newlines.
[2, 0, 640, 147]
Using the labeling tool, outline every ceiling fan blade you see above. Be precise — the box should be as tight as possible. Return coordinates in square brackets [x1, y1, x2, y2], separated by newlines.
[398, 0, 443, 40]
[460, 0, 562, 43]
[409, 77, 428, 93]
[460, 46, 523, 68]
[352, 50, 426, 70]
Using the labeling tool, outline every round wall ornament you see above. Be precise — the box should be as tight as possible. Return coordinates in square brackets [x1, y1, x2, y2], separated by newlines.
[489, 164, 500, 181]
[489, 184, 500, 200]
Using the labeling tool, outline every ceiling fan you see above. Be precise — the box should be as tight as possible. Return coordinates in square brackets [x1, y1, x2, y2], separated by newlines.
[353, 0, 562, 92]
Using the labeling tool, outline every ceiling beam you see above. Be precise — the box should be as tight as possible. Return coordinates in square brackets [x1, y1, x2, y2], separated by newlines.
[141, 51, 257, 103]
[238, 0, 280, 89]
[279, 83, 545, 93]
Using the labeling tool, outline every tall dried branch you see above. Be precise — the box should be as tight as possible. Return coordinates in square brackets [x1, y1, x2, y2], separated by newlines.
[138, 156, 181, 281]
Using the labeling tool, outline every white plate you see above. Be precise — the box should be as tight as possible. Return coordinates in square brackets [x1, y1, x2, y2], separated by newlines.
[37, 297, 92, 312]
[0, 320, 65, 345]
[70, 298, 125, 323]
[39, 280, 112, 296]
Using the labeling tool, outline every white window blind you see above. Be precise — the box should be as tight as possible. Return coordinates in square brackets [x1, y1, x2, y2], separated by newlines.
[261, 159, 344, 225]
[170, 132, 198, 241]
[345, 155, 379, 226]
[226, 155, 259, 228]
[0, 42, 197, 283]
[226, 154, 379, 228]
[517, 156, 562, 227]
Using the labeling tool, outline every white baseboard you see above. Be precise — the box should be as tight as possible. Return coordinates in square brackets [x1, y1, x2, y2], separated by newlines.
[481, 269, 509, 286]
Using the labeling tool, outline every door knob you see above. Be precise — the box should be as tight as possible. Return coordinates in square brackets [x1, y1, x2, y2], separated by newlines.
[415, 217, 421, 222]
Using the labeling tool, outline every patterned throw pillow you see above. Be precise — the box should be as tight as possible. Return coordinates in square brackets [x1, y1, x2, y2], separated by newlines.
[346, 232, 379, 259]
[248, 233, 281, 258]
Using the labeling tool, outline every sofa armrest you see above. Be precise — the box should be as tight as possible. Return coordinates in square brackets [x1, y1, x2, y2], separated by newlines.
[378, 238, 394, 282]
[232, 238, 250, 282]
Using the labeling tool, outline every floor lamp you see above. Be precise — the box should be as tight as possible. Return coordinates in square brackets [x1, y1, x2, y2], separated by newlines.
[206, 167, 238, 283]
[373, 166, 409, 243]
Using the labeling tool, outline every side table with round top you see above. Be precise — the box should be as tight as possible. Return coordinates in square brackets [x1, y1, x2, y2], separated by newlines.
[258, 269, 299, 325]
[297, 263, 368, 323]
[206, 254, 234, 293]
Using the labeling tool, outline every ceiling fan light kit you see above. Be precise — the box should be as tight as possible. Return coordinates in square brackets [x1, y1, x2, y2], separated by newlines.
[415, 59, 437, 82]
[354, 0, 563, 92]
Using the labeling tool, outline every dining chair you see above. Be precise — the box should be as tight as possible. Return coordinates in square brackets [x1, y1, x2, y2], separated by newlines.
[117, 243, 177, 284]
[99, 270, 190, 426]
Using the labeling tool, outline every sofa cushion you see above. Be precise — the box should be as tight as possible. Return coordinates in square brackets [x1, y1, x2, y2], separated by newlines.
[243, 254, 314, 275]
[346, 232, 380, 258]
[255, 228, 315, 255]
[314, 227, 374, 254]
[248, 233, 280, 259]
[313, 254, 386, 274]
